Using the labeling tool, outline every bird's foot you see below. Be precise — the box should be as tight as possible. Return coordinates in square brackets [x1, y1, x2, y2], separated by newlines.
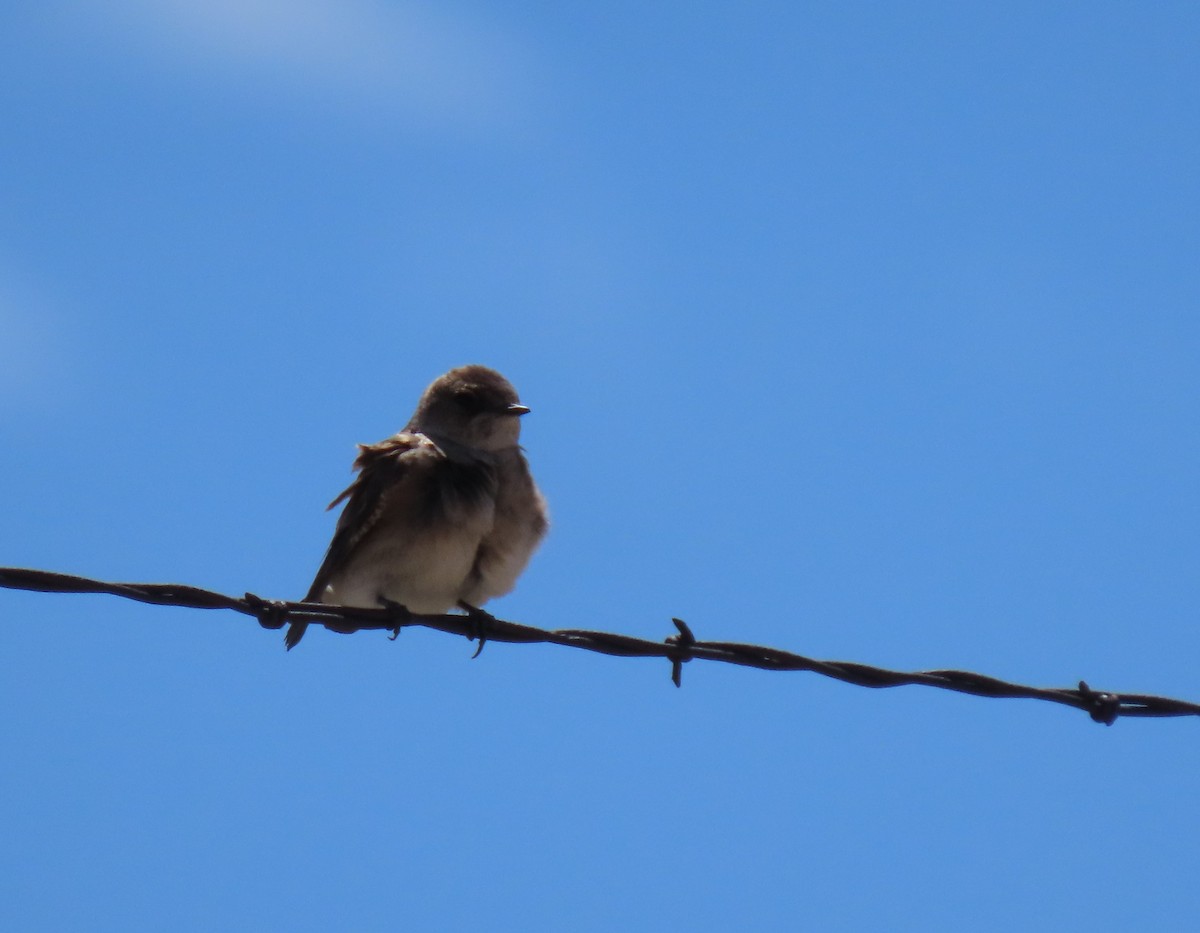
[377, 597, 412, 640]
[457, 601, 495, 658]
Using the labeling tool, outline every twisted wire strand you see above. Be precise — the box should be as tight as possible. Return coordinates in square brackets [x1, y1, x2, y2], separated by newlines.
[2, 566, 1196, 726]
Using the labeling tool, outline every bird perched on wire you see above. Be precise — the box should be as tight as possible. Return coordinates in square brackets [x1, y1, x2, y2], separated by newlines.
[285, 365, 548, 650]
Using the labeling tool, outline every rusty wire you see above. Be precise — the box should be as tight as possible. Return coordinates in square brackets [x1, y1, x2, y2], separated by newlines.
[2, 565, 1197, 726]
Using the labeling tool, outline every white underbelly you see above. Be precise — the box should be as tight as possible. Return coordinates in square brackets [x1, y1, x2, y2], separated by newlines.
[322, 519, 490, 613]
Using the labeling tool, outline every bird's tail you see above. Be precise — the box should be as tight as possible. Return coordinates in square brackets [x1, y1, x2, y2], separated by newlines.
[286, 579, 329, 650]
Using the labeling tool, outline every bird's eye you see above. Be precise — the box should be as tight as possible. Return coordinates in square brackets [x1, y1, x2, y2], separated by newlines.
[452, 388, 487, 414]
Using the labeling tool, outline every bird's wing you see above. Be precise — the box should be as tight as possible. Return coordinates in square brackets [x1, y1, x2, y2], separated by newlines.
[304, 432, 442, 602]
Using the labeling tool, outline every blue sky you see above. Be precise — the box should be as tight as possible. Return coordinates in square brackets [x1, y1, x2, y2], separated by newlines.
[2, 2, 1198, 930]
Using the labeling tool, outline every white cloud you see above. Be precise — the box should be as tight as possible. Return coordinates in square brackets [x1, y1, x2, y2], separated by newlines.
[64, 0, 540, 132]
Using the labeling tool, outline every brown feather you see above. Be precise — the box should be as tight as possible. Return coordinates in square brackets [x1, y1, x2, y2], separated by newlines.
[303, 434, 436, 603]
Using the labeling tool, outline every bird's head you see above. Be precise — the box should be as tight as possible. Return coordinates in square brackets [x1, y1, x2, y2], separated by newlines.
[409, 365, 530, 452]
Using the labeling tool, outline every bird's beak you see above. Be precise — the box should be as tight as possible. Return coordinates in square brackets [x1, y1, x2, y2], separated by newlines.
[505, 403, 531, 416]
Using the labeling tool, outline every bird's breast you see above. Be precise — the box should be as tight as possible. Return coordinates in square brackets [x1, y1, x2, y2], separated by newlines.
[321, 456, 499, 612]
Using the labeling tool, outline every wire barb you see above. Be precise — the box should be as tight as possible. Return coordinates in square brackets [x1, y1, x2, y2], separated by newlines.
[243, 592, 288, 630]
[1078, 680, 1121, 726]
[2, 566, 1197, 726]
[666, 617, 696, 688]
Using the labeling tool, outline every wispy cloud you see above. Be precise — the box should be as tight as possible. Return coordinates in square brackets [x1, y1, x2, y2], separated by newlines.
[64, 0, 541, 133]
[0, 268, 73, 416]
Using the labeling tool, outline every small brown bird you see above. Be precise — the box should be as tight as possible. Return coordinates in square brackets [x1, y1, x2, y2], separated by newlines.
[286, 365, 548, 649]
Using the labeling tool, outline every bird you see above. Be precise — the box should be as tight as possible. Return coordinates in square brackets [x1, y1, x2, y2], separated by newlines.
[285, 365, 548, 650]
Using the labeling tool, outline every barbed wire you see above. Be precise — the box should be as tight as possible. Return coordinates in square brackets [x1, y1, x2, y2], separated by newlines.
[2, 565, 1196, 726]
